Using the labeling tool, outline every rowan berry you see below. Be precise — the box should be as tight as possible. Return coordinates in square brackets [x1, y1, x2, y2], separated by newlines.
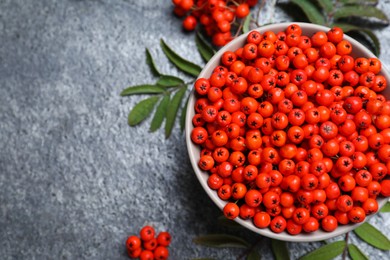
[156, 232, 171, 247]
[140, 226, 155, 242]
[139, 250, 154, 260]
[223, 202, 240, 219]
[126, 235, 141, 251]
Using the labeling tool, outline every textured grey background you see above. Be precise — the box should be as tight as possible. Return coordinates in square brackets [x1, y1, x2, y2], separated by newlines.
[0, 0, 389, 259]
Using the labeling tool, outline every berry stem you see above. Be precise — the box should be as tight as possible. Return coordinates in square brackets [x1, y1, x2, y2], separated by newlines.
[230, 0, 241, 7]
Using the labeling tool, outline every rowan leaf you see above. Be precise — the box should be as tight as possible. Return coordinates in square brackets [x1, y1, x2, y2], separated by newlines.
[165, 86, 187, 138]
[348, 244, 369, 260]
[120, 84, 165, 96]
[334, 5, 389, 24]
[380, 201, 390, 212]
[316, 0, 333, 14]
[271, 239, 290, 260]
[247, 249, 261, 260]
[180, 94, 190, 131]
[128, 96, 159, 126]
[290, 0, 326, 25]
[334, 23, 380, 55]
[150, 94, 170, 132]
[193, 234, 250, 249]
[358, 29, 381, 56]
[243, 13, 252, 34]
[160, 39, 202, 77]
[217, 215, 243, 229]
[354, 222, 390, 250]
[340, 0, 378, 5]
[145, 48, 161, 77]
[299, 241, 346, 260]
[195, 32, 215, 62]
[157, 75, 184, 87]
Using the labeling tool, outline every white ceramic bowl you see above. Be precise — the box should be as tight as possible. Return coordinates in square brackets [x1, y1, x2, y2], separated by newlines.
[186, 22, 389, 242]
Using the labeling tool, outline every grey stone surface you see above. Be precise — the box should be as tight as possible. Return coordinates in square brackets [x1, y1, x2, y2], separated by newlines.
[0, 0, 389, 259]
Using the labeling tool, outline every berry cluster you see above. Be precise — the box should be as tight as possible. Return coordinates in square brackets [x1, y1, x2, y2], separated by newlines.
[172, 0, 258, 46]
[191, 24, 390, 235]
[126, 226, 171, 260]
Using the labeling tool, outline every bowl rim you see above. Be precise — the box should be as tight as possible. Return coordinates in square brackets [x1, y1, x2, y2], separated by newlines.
[185, 22, 389, 242]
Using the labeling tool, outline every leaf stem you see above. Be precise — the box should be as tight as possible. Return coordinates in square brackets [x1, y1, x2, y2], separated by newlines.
[236, 237, 262, 260]
[342, 232, 349, 260]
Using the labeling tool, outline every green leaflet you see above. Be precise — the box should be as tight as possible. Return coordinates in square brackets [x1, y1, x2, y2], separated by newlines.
[247, 248, 261, 260]
[179, 94, 190, 132]
[334, 5, 389, 24]
[150, 94, 170, 132]
[348, 244, 369, 260]
[316, 0, 333, 15]
[217, 215, 243, 229]
[120, 84, 165, 96]
[165, 86, 187, 138]
[128, 96, 159, 126]
[334, 23, 380, 56]
[243, 13, 252, 34]
[290, 0, 326, 25]
[354, 222, 390, 250]
[145, 48, 161, 77]
[193, 234, 250, 249]
[380, 201, 390, 212]
[160, 39, 202, 77]
[357, 29, 381, 56]
[339, 0, 378, 5]
[156, 75, 184, 87]
[195, 32, 215, 62]
[271, 239, 290, 260]
[299, 241, 346, 260]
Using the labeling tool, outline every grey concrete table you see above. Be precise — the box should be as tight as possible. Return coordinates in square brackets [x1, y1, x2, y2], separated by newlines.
[0, 0, 389, 259]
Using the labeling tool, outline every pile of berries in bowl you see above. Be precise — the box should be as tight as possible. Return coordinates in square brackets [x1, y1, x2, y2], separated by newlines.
[186, 22, 390, 242]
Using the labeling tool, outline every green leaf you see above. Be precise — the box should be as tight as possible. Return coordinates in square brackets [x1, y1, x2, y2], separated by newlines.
[348, 244, 369, 260]
[290, 0, 326, 25]
[217, 215, 243, 229]
[128, 96, 159, 126]
[334, 23, 380, 56]
[271, 239, 290, 260]
[165, 86, 187, 138]
[299, 241, 346, 260]
[191, 258, 216, 260]
[150, 94, 170, 132]
[160, 39, 202, 77]
[145, 48, 161, 77]
[120, 84, 165, 96]
[339, 0, 378, 6]
[380, 201, 390, 212]
[316, 0, 333, 14]
[180, 94, 190, 131]
[354, 222, 390, 250]
[157, 75, 184, 87]
[195, 32, 215, 63]
[193, 234, 250, 249]
[334, 5, 389, 24]
[358, 29, 381, 56]
[243, 13, 252, 34]
[247, 249, 261, 260]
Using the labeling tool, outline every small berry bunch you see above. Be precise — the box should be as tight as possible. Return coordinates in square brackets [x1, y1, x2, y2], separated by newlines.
[191, 24, 390, 235]
[126, 226, 171, 260]
[172, 0, 258, 46]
